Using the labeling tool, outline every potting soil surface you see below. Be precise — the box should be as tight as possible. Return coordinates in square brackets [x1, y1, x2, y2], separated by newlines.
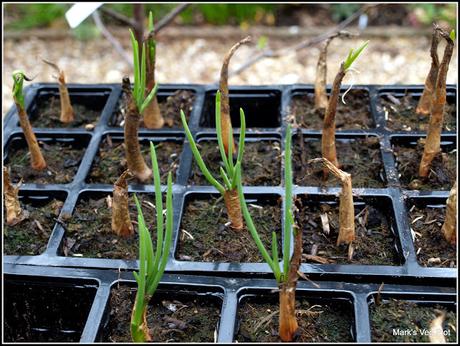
[379, 93, 456, 131]
[294, 136, 385, 188]
[111, 90, 195, 128]
[29, 95, 101, 128]
[297, 200, 399, 265]
[189, 140, 281, 186]
[4, 199, 63, 256]
[7, 142, 85, 184]
[409, 204, 456, 268]
[289, 89, 373, 130]
[393, 140, 456, 190]
[87, 136, 182, 185]
[236, 295, 353, 342]
[176, 196, 281, 262]
[64, 194, 157, 259]
[370, 299, 457, 342]
[104, 285, 221, 342]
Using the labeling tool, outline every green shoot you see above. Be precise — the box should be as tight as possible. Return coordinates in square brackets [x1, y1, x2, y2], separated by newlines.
[181, 91, 246, 194]
[129, 28, 159, 114]
[343, 40, 369, 70]
[236, 124, 294, 284]
[12, 70, 47, 170]
[12, 70, 30, 109]
[181, 90, 246, 229]
[148, 11, 154, 32]
[450, 29, 455, 41]
[130, 142, 173, 342]
[147, 11, 156, 77]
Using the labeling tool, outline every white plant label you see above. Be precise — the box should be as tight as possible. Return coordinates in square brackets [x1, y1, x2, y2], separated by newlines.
[65, 2, 104, 28]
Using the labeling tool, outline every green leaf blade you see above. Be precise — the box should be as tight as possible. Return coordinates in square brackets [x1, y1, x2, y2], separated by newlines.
[344, 40, 369, 70]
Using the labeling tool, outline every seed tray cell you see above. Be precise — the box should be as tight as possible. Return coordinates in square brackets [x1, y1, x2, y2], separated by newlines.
[4, 274, 99, 342]
[200, 87, 283, 128]
[109, 86, 199, 130]
[367, 292, 457, 343]
[4, 132, 93, 185]
[289, 87, 375, 130]
[23, 87, 112, 129]
[376, 86, 457, 132]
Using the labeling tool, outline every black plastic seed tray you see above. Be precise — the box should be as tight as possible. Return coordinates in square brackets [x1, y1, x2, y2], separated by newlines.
[4, 263, 456, 343]
[3, 83, 457, 284]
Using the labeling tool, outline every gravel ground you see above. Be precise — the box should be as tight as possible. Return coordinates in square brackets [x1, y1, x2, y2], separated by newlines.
[2, 28, 457, 114]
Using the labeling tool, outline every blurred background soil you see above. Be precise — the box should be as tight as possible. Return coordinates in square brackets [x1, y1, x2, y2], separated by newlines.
[2, 3, 457, 114]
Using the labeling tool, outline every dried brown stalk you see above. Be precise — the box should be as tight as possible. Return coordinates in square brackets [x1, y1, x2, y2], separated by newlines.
[17, 104, 47, 170]
[279, 223, 302, 341]
[112, 170, 134, 237]
[220, 36, 251, 154]
[416, 24, 440, 116]
[142, 32, 164, 129]
[441, 181, 456, 245]
[314, 31, 353, 110]
[42, 59, 75, 123]
[223, 188, 243, 230]
[429, 312, 446, 343]
[3, 166, 29, 226]
[321, 63, 346, 177]
[419, 27, 454, 178]
[311, 158, 355, 245]
[123, 77, 152, 182]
